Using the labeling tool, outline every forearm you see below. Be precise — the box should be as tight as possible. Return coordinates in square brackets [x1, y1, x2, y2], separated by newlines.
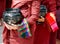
[27, 0, 40, 24]
[11, 0, 29, 8]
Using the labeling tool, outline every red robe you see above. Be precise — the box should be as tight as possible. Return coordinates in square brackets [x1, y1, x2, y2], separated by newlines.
[6, 0, 12, 8]
[3, 0, 40, 44]
[56, 0, 60, 9]
[0, 0, 6, 19]
[0, 0, 6, 44]
[56, 0, 60, 39]
[34, 0, 57, 44]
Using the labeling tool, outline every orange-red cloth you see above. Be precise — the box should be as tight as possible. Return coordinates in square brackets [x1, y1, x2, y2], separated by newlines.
[45, 13, 58, 32]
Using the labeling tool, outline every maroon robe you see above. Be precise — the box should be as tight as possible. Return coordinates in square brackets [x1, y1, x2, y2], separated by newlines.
[0, 0, 6, 44]
[3, 0, 40, 44]
[56, 0, 60, 40]
[0, 0, 6, 19]
[6, 0, 12, 8]
[34, 0, 57, 44]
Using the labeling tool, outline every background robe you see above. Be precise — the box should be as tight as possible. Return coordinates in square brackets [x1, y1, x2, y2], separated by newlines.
[34, 0, 57, 44]
[56, 0, 60, 39]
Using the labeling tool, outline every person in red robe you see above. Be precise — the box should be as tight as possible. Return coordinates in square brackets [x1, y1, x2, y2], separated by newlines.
[2, 0, 40, 44]
[56, 0, 60, 40]
[0, 0, 6, 21]
[34, 0, 57, 44]
[6, 0, 12, 8]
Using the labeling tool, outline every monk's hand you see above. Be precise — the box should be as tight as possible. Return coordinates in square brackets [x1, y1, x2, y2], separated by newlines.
[37, 16, 45, 22]
[4, 22, 19, 30]
[0, 18, 3, 26]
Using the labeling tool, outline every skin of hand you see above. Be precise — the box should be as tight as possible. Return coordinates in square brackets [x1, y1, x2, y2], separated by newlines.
[3, 22, 19, 30]
[0, 18, 3, 26]
[37, 16, 45, 22]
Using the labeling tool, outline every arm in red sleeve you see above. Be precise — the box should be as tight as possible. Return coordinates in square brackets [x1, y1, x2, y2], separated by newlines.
[45, 0, 58, 32]
[41, 0, 56, 13]
[47, 0, 56, 20]
[11, 0, 40, 25]
[11, 0, 32, 8]
[27, 0, 40, 24]
[47, 0, 56, 13]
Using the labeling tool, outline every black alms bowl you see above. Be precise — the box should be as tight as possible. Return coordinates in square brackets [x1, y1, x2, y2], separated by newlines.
[40, 5, 47, 17]
[36, 5, 47, 24]
[3, 8, 24, 25]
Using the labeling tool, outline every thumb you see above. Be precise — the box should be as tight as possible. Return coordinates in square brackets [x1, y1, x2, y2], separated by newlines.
[41, 16, 45, 19]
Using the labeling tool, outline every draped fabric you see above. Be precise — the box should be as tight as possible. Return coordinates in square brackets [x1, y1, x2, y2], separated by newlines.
[45, 13, 58, 32]
[34, 0, 57, 44]
[0, 0, 6, 19]
[3, 0, 40, 44]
